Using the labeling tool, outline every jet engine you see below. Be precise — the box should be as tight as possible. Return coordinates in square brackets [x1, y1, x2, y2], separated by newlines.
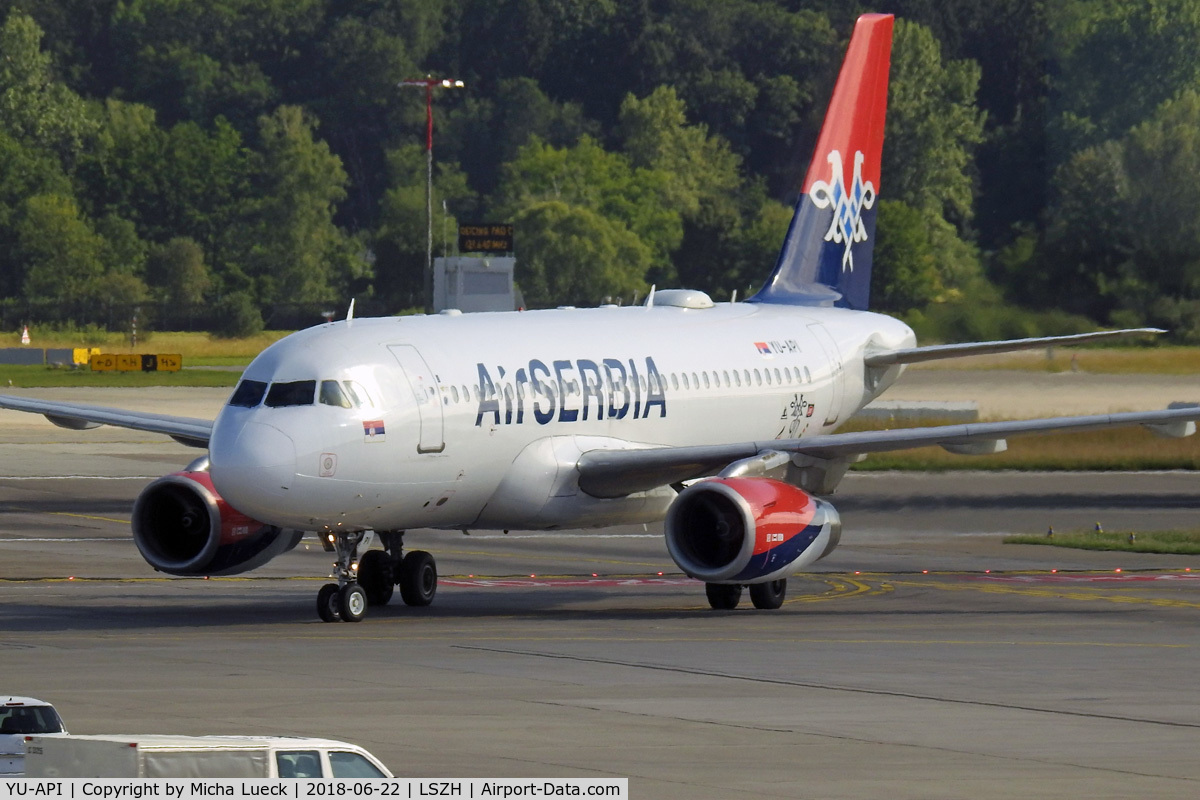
[664, 477, 841, 583]
[131, 470, 302, 576]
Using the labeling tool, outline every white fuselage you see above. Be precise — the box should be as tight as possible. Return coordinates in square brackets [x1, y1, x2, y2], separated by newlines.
[207, 300, 915, 533]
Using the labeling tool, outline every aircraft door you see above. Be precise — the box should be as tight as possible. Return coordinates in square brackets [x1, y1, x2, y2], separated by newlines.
[388, 345, 445, 453]
[806, 323, 844, 426]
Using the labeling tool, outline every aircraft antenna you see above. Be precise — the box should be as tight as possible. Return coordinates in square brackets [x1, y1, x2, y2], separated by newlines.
[646, 285, 656, 308]
[347, 298, 356, 323]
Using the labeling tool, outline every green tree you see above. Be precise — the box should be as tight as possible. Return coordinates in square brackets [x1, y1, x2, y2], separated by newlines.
[0, 129, 71, 296]
[884, 19, 985, 227]
[1051, 0, 1200, 150]
[871, 199, 943, 311]
[445, 77, 598, 196]
[510, 200, 650, 307]
[618, 85, 747, 291]
[109, 0, 326, 128]
[17, 193, 106, 304]
[146, 236, 212, 307]
[242, 105, 365, 307]
[376, 143, 476, 309]
[496, 135, 681, 280]
[0, 10, 98, 168]
[882, 19, 986, 299]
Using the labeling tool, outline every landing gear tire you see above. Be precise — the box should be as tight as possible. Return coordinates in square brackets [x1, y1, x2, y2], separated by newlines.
[358, 550, 395, 606]
[705, 582, 742, 610]
[399, 550, 437, 607]
[317, 583, 341, 622]
[749, 579, 787, 610]
[339, 583, 368, 622]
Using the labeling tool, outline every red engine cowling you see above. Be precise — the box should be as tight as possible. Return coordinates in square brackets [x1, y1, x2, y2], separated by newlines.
[131, 471, 302, 576]
[664, 477, 841, 583]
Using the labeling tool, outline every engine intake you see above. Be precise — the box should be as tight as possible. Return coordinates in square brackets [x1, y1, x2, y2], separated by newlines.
[132, 471, 301, 576]
[665, 477, 841, 583]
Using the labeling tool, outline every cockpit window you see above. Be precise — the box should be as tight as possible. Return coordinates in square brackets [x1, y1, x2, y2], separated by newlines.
[319, 380, 352, 408]
[265, 380, 316, 407]
[343, 380, 373, 408]
[229, 379, 268, 407]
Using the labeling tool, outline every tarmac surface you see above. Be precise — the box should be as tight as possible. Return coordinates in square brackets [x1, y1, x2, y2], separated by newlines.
[2, 378, 1200, 798]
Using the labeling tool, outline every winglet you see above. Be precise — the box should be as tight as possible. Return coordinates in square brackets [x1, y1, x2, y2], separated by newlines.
[751, 13, 893, 310]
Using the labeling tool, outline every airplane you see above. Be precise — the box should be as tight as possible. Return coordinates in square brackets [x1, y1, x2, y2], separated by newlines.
[3, 13, 1199, 623]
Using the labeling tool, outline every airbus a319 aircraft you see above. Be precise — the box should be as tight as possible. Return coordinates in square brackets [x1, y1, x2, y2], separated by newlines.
[3, 14, 1199, 622]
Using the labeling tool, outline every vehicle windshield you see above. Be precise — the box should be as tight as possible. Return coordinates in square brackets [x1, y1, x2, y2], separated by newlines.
[0, 705, 64, 735]
[329, 751, 386, 778]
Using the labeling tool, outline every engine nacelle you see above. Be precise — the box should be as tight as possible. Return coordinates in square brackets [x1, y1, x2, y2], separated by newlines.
[132, 471, 302, 576]
[665, 477, 841, 584]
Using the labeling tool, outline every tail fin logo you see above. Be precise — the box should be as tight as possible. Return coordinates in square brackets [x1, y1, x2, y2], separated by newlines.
[808, 149, 876, 272]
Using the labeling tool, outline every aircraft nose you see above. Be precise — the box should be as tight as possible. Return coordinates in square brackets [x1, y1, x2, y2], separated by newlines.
[210, 419, 297, 502]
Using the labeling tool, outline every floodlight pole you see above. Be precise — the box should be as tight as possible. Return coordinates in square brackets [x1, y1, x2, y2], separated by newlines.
[400, 76, 464, 312]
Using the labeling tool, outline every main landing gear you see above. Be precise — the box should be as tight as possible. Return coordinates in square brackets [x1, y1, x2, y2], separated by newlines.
[316, 530, 438, 623]
[704, 579, 787, 610]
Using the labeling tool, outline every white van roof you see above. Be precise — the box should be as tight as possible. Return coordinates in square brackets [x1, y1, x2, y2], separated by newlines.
[37, 735, 367, 752]
[2, 698, 55, 707]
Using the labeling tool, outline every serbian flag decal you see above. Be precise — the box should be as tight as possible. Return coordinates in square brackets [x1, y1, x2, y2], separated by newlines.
[363, 419, 386, 442]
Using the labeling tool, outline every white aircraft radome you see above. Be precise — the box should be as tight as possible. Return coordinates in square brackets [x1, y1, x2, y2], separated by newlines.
[3, 14, 1198, 621]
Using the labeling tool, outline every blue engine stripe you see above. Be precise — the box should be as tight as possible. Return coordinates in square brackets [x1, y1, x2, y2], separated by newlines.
[730, 520, 825, 583]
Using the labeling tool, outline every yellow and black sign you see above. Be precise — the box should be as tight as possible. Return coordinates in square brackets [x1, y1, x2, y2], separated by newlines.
[90, 353, 184, 372]
[458, 223, 514, 253]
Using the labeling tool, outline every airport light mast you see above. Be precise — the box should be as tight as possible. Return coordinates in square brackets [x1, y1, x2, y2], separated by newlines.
[400, 76, 465, 312]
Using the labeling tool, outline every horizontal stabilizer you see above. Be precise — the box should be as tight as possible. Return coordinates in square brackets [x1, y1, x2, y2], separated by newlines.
[863, 328, 1164, 368]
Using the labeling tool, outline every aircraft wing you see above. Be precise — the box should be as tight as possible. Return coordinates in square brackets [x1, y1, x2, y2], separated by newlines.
[576, 404, 1200, 499]
[862, 328, 1163, 367]
[0, 394, 212, 448]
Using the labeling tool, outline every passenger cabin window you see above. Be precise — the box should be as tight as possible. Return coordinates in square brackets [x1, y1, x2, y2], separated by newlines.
[329, 751, 387, 778]
[266, 380, 316, 407]
[319, 380, 352, 408]
[229, 379, 267, 407]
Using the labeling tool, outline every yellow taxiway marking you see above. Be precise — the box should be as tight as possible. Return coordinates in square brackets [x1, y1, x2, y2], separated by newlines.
[887, 577, 1200, 610]
[785, 576, 892, 605]
[6, 504, 128, 525]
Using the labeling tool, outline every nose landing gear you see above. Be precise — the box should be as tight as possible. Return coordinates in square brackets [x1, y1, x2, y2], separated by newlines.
[315, 530, 439, 622]
[316, 530, 373, 623]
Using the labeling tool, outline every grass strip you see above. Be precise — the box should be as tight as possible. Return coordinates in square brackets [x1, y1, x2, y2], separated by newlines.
[0, 364, 240, 388]
[844, 417, 1200, 471]
[1004, 529, 1200, 555]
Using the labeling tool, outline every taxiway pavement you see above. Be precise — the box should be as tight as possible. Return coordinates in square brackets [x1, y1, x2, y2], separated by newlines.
[2, 384, 1200, 798]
